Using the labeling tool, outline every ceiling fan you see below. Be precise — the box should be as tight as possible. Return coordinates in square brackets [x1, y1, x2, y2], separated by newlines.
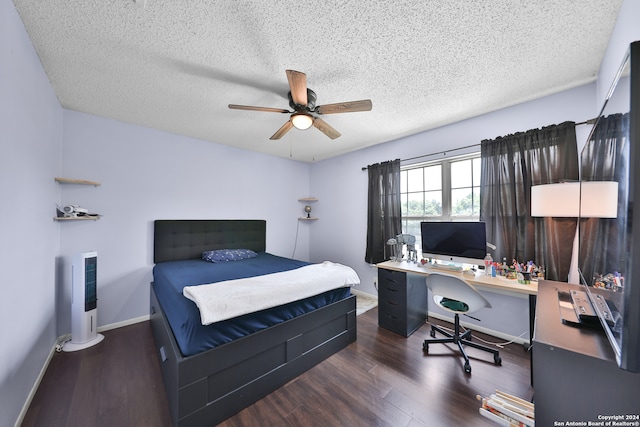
[228, 70, 372, 140]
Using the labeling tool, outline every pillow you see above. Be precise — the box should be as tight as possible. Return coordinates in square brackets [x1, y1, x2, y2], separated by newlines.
[202, 249, 258, 263]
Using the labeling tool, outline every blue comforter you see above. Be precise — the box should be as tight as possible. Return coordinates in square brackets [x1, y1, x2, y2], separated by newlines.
[153, 252, 351, 357]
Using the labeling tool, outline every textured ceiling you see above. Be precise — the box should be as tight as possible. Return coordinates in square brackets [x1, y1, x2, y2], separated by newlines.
[14, 0, 622, 162]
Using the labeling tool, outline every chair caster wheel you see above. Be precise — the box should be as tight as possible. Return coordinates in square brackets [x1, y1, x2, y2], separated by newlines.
[430, 329, 436, 338]
[494, 356, 502, 365]
[464, 363, 471, 373]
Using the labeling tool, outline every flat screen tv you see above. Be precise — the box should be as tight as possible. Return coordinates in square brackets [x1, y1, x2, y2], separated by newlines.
[579, 40, 640, 372]
[420, 221, 487, 266]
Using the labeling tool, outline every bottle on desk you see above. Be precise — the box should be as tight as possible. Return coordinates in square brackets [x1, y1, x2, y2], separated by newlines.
[484, 253, 493, 276]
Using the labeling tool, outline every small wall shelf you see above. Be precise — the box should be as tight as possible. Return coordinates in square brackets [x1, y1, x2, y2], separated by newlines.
[54, 216, 101, 222]
[299, 197, 318, 220]
[55, 177, 101, 186]
[54, 177, 101, 221]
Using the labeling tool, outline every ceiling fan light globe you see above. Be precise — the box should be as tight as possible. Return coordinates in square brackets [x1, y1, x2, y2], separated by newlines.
[291, 113, 314, 130]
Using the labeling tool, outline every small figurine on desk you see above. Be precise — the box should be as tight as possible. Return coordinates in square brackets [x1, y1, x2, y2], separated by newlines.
[386, 238, 398, 261]
[510, 259, 544, 282]
[389, 234, 418, 263]
[593, 272, 623, 290]
[399, 234, 418, 263]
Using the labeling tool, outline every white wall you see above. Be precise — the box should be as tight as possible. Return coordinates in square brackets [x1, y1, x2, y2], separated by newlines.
[597, 0, 640, 105]
[57, 110, 312, 333]
[0, 1, 63, 426]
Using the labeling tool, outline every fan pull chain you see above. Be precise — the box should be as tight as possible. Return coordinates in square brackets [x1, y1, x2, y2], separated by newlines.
[289, 132, 293, 158]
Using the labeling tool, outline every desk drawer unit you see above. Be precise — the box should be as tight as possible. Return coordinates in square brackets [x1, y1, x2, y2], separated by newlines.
[378, 268, 427, 337]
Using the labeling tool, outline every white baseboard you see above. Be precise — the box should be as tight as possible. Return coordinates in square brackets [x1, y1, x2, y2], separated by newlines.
[14, 342, 58, 427]
[351, 288, 379, 300]
[428, 312, 530, 346]
[15, 315, 151, 427]
[97, 314, 150, 333]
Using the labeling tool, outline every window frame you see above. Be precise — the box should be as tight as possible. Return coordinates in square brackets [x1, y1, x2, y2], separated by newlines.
[400, 153, 481, 243]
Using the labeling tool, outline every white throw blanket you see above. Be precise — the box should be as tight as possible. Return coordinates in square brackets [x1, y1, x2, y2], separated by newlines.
[183, 261, 360, 325]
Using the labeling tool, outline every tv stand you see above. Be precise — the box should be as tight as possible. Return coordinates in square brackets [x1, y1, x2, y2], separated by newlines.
[533, 280, 640, 424]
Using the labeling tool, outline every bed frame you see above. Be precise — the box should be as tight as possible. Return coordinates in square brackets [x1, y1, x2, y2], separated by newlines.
[149, 220, 357, 427]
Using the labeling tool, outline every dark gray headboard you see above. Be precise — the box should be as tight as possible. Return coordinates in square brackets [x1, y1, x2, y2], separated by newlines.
[153, 220, 267, 263]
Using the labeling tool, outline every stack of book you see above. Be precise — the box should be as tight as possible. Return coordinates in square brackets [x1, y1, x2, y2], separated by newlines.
[477, 390, 534, 426]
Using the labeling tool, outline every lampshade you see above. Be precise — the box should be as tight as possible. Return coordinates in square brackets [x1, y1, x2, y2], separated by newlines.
[531, 182, 580, 217]
[580, 181, 619, 218]
[530, 181, 618, 218]
[291, 113, 314, 130]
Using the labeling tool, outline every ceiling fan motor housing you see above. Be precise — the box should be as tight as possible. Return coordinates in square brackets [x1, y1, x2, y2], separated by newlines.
[288, 89, 317, 111]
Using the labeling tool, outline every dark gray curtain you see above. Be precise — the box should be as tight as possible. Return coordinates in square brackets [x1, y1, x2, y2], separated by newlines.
[365, 159, 402, 264]
[579, 113, 629, 283]
[480, 122, 579, 281]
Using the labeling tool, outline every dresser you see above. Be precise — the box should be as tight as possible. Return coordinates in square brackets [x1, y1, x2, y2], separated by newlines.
[377, 267, 428, 336]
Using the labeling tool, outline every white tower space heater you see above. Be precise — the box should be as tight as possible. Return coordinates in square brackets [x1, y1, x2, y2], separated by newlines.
[64, 251, 104, 351]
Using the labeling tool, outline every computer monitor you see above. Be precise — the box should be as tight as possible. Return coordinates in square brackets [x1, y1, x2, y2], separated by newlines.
[420, 221, 487, 266]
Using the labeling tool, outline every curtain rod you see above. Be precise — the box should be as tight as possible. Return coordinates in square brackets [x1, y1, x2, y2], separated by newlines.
[361, 118, 597, 171]
[361, 143, 480, 170]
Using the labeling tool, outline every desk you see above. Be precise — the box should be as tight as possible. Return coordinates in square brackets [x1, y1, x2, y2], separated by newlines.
[376, 260, 538, 298]
[376, 261, 537, 331]
[376, 261, 538, 383]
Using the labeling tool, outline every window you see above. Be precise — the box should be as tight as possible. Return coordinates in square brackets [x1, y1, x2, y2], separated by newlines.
[400, 154, 481, 246]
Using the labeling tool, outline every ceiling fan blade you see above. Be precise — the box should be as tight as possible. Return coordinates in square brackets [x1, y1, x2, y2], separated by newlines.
[316, 99, 372, 114]
[313, 117, 341, 139]
[286, 70, 307, 107]
[228, 104, 290, 113]
[270, 120, 294, 140]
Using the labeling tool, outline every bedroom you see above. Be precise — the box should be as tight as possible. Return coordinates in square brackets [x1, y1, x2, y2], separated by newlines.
[2, 1, 640, 426]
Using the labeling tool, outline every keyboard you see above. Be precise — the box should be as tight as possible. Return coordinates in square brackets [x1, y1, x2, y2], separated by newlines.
[428, 264, 463, 272]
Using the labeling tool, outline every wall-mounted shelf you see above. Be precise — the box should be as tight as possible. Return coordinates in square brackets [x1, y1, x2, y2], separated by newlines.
[54, 216, 101, 222]
[54, 177, 101, 221]
[299, 197, 318, 220]
[55, 177, 101, 186]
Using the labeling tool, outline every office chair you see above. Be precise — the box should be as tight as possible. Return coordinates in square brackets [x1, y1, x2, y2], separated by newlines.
[423, 273, 501, 373]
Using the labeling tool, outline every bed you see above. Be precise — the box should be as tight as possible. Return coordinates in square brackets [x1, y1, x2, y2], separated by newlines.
[149, 219, 357, 427]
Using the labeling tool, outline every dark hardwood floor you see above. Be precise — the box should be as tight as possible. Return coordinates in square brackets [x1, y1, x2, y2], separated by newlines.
[22, 307, 533, 426]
